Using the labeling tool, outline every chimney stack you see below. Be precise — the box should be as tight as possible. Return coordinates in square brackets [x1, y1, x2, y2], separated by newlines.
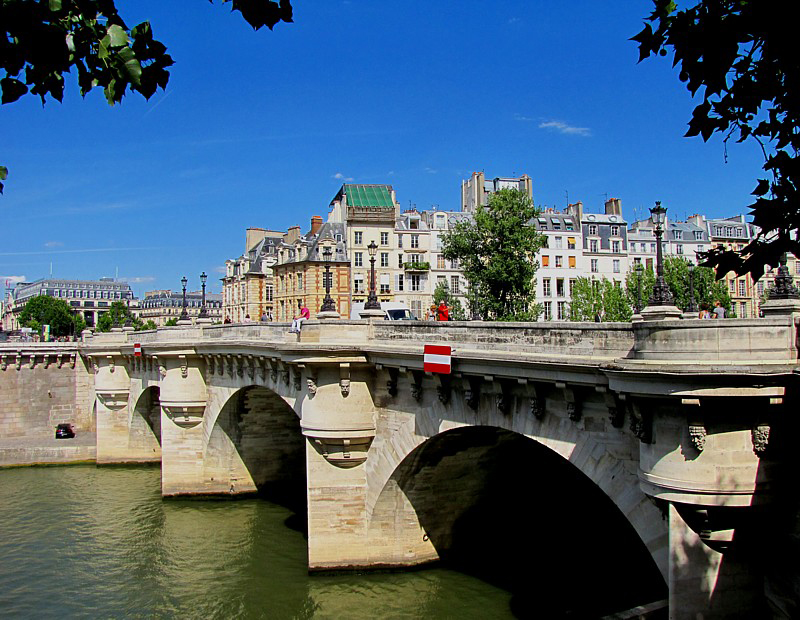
[604, 198, 622, 216]
[310, 215, 323, 236]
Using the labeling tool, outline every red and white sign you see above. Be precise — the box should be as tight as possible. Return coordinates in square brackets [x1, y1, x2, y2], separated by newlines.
[134, 343, 142, 357]
[423, 344, 451, 374]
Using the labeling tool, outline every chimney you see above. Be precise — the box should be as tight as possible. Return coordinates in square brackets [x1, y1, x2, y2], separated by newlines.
[604, 198, 622, 216]
[310, 215, 323, 236]
[567, 201, 584, 222]
[285, 226, 302, 244]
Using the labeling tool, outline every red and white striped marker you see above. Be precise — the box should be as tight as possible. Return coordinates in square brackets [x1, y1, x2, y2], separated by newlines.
[134, 343, 142, 357]
[423, 344, 451, 374]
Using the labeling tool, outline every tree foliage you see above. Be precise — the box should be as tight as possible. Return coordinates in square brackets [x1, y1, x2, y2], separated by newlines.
[441, 189, 545, 321]
[633, 1, 800, 281]
[18, 294, 81, 336]
[96, 300, 142, 332]
[625, 257, 732, 314]
[569, 277, 633, 322]
[0, 0, 293, 192]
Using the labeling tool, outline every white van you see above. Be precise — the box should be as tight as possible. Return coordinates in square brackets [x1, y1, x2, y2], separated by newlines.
[350, 302, 418, 321]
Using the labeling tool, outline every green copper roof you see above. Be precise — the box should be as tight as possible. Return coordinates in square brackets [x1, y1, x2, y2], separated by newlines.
[344, 184, 394, 208]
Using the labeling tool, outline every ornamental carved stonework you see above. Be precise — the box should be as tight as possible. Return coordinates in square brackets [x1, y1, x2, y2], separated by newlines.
[411, 383, 422, 402]
[530, 398, 544, 420]
[752, 424, 770, 457]
[566, 401, 580, 422]
[307, 377, 317, 396]
[496, 393, 510, 415]
[608, 406, 624, 428]
[688, 424, 706, 452]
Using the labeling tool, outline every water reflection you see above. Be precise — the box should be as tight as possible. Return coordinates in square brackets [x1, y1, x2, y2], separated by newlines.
[0, 466, 514, 619]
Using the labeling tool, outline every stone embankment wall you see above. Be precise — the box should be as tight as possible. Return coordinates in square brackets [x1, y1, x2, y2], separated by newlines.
[0, 345, 94, 466]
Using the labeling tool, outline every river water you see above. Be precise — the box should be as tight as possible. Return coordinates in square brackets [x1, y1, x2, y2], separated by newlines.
[0, 465, 516, 619]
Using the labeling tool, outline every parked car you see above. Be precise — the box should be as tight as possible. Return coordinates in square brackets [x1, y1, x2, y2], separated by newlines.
[55, 423, 75, 439]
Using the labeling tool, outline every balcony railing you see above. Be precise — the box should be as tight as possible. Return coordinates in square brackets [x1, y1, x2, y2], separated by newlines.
[403, 261, 430, 272]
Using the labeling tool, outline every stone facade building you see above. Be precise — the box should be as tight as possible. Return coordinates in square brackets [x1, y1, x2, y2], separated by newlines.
[534, 209, 585, 321]
[4, 277, 135, 330]
[272, 218, 351, 321]
[138, 290, 223, 326]
[460, 171, 533, 213]
[688, 214, 757, 318]
[568, 198, 629, 285]
[222, 228, 284, 323]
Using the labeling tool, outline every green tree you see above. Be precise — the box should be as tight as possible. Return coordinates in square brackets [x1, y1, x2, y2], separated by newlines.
[625, 258, 732, 315]
[164, 317, 178, 327]
[441, 189, 546, 321]
[432, 281, 466, 321]
[140, 319, 157, 331]
[18, 295, 76, 336]
[72, 313, 87, 336]
[569, 277, 632, 322]
[633, 1, 799, 280]
[0, 0, 293, 192]
[96, 300, 141, 332]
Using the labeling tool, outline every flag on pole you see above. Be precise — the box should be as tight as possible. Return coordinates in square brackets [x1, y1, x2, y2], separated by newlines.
[423, 344, 451, 374]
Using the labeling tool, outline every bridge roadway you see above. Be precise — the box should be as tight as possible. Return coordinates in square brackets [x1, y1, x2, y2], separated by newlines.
[5, 315, 799, 617]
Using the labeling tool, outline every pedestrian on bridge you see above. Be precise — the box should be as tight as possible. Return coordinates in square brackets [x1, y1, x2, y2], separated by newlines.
[290, 300, 310, 333]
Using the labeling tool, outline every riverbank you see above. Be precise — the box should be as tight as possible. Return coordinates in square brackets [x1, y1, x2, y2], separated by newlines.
[0, 432, 96, 467]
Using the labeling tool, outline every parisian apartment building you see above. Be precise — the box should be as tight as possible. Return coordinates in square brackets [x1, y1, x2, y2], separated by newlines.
[220, 172, 773, 322]
[3, 277, 135, 330]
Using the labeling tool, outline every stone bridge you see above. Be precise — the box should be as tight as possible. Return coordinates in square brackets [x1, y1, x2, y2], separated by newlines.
[7, 316, 800, 617]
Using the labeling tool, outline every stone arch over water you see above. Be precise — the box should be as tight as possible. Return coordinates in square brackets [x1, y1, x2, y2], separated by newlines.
[201, 385, 306, 502]
[368, 425, 666, 616]
[133, 385, 162, 448]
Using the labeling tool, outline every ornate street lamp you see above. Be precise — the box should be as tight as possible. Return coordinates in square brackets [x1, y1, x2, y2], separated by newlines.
[198, 272, 209, 319]
[320, 242, 337, 313]
[648, 202, 674, 306]
[364, 240, 381, 310]
[768, 253, 800, 299]
[179, 276, 189, 321]
[686, 263, 698, 313]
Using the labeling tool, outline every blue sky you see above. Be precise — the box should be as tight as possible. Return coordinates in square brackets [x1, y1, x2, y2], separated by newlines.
[1, 0, 765, 298]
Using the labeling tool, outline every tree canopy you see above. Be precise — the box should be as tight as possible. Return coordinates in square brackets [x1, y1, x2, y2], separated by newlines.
[633, 1, 799, 281]
[18, 294, 82, 336]
[95, 300, 143, 332]
[625, 257, 732, 315]
[441, 189, 545, 321]
[0, 0, 293, 192]
[569, 277, 633, 322]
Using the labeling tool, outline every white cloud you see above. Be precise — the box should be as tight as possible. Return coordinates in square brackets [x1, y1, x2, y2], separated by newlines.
[514, 113, 534, 122]
[44, 241, 64, 248]
[213, 266, 227, 274]
[508, 17, 521, 25]
[120, 276, 156, 284]
[424, 167, 437, 174]
[538, 120, 591, 137]
[332, 172, 354, 182]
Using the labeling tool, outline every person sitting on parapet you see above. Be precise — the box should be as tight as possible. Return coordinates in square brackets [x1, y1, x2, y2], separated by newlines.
[712, 300, 726, 319]
[290, 300, 310, 333]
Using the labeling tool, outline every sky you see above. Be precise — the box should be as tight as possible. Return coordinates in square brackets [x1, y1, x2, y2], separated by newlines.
[1, 0, 766, 298]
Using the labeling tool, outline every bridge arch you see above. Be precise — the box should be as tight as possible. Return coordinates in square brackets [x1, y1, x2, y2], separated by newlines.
[201, 385, 306, 502]
[368, 422, 667, 616]
[132, 385, 162, 449]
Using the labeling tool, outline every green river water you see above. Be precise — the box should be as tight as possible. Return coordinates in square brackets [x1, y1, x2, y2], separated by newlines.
[0, 465, 516, 619]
